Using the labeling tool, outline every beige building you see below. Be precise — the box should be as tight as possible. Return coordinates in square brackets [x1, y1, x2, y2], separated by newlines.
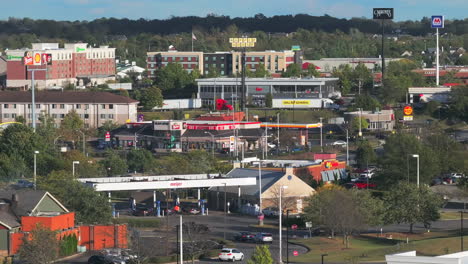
[344, 109, 395, 131]
[208, 167, 316, 214]
[0, 91, 138, 128]
[232, 50, 296, 74]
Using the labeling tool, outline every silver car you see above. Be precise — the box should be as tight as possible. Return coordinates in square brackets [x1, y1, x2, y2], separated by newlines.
[254, 233, 273, 243]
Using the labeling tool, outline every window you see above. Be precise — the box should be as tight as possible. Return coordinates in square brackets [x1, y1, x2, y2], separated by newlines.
[27, 104, 31, 109]
[85, 104, 89, 110]
[13, 104, 16, 109]
[101, 104, 106, 109]
[3, 114, 9, 118]
[221, 70, 225, 75]
[52, 114, 58, 118]
[100, 114, 106, 119]
[108, 114, 114, 119]
[76, 104, 81, 109]
[212, 57, 216, 61]
[205, 56, 208, 60]
[60, 114, 65, 118]
[60, 104, 65, 109]
[109, 104, 114, 109]
[11, 114, 16, 118]
[52, 104, 57, 109]
[84, 114, 89, 119]
[3, 104, 8, 109]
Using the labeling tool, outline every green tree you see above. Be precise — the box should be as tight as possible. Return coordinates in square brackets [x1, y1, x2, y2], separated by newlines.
[353, 63, 373, 94]
[456, 54, 468, 65]
[376, 133, 439, 187]
[247, 245, 273, 264]
[140, 86, 164, 110]
[101, 150, 128, 177]
[351, 116, 369, 132]
[60, 110, 84, 146]
[118, 89, 130, 97]
[352, 95, 381, 111]
[127, 149, 155, 173]
[449, 86, 468, 121]
[155, 63, 194, 92]
[18, 225, 59, 264]
[253, 63, 270, 77]
[383, 182, 443, 232]
[205, 65, 220, 78]
[97, 120, 121, 138]
[39, 170, 112, 224]
[265, 93, 273, 108]
[281, 63, 302, 77]
[305, 63, 320, 77]
[355, 140, 377, 169]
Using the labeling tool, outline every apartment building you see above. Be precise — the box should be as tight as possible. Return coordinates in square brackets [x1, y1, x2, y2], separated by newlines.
[6, 43, 116, 89]
[0, 91, 138, 128]
[146, 51, 203, 78]
[231, 50, 296, 74]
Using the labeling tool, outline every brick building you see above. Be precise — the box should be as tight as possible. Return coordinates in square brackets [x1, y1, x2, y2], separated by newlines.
[0, 91, 138, 128]
[146, 51, 203, 78]
[6, 43, 116, 90]
[0, 190, 127, 257]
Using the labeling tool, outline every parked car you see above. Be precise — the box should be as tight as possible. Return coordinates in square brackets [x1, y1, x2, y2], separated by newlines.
[87, 255, 125, 264]
[331, 140, 347, 146]
[16, 179, 34, 188]
[254, 233, 273, 243]
[262, 207, 279, 217]
[132, 206, 152, 216]
[189, 208, 200, 214]
[450, 173, 465, 178]
[218, 248, 244, 262]
[234, 231, 255, 242]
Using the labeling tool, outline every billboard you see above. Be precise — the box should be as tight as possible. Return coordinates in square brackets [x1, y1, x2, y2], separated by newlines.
[282, 100, 311, 105]
[23, 51, 33, 66]
[33, 52, 42, 66]
[431, 16, 444, 28]
[42, 53, 53, 65]
[24, 52, 52, 66]
[373, 8, 394, 19]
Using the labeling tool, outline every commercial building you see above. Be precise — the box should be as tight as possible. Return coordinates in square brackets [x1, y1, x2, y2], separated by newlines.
[344, 109, 395, 132]
[408, 87, 452, 103]
[231, 50, 296, 74]
[386, 251, 468, 264]
[0, 190, 127, 257]
[196, 77, 339, 107]
[305, 58, 402, 72]
[203, 52, 233, 76]
[0, 91, 138, 128]
[6, 43, 116, 90]
[207, 167, 316, 214]
[146, 51, 204, 78]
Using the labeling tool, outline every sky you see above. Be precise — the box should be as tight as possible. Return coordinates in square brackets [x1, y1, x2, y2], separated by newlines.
[2, 0, 467, 21]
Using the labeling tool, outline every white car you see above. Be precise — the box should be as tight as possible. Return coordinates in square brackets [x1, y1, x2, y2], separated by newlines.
[219, 248, 244, 262]
[262, 207, 279, 217]
[254, 233, 273, 243]
[331, 140, 347, 146]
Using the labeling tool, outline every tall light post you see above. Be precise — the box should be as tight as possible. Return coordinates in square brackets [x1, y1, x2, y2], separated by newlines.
[204, 131, 215, 157]
[224, 182, 227, 240]
[179, 215, 183, 264]
[412, 154, 420, 187]
[72, 161, 80, 178]
[345, 128, 349, 166]
[319, 117, 323, 152]
[277, 112, 280, 155]
[230, 36, 257, 111]
[279, 185, 288, 264]
[258, 160, 263, 226]
[33, 150, 39, 190]
[357, 108, 363, 137]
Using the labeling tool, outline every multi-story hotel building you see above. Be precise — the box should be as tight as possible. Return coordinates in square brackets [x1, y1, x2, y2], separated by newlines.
[0, 91, 138, 128]
[6, 43, 116, 90]
[146, 51, 203, 78]
[146, 49, 300, 77]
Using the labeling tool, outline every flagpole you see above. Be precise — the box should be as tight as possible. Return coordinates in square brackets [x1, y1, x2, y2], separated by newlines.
[192, 31, 194, 52]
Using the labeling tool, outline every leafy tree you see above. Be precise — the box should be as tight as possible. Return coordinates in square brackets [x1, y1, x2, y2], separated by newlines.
[155, 63, 195, 95]
[97, 120, 121, 138]
[117, 89, 130, 97]
[101, 150, 128, 177]
[449, 86, 468, 121]
[39, 170, 112, 224]
[265, 93, 273, 108]
[181, 222, 212, 263]
[376, 133, 439, 187]
[355, 140, 376, 169]
[205, 65, 220, 78]
[140, 86, 164, 110]
[247, 245, 273, 264]
[127, 149, 155, 173]
[281, 63, 302, 77]
[305, 63, 320, 77]
[15, 115, 26, 124]
[252, 63, 270, 77]
[351, 116, 368, 132]
[352, 95, 381, 111]
[456, 54, 468, 65]
[60, 110, 84, 146]
[353, 63, 373, 94]
[18, 225, 60, 264]
[383, 182, 443, 232]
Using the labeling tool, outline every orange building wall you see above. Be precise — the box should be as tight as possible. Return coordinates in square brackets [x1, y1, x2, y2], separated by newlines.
[21, 212, 75, 232]
[78, 225, 128, 251]
[294, 159, 346, 182]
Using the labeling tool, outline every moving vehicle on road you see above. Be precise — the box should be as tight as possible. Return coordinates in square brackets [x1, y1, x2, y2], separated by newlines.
[254, 233, 273, 243]
[219, 248, 244, 262]
[234, 231, 255, 242]
[331, 140, 347, 146]
[262, 207, 279, 217]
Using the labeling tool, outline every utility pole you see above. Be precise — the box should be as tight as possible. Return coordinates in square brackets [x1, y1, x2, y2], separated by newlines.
[319, 117, 323, 152]
[277, 113, 280, 154]
[180, 215, 183, 264]
[229, 37, 256, 111]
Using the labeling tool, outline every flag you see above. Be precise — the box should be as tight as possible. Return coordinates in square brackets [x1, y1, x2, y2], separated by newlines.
[192, 33, 197, 40]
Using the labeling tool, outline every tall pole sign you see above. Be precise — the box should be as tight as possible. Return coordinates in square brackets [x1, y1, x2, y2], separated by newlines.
[431, 15, 444, 87]
[373, 8, 394, 89]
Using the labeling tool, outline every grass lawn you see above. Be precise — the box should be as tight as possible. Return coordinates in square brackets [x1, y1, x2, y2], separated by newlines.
[290, 230, 468, 263]
[440, 211, 468, 220]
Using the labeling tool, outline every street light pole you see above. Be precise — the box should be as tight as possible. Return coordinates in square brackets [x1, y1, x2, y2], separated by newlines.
[277, 113, 280, 155]
[72, 161, 80, 178]
[279, 185, 288, 264]
[258, 160, 263, 226]
[224, 182, 227, 240]
[319, 117, 323, 152]
[412, 154, 420, 187]
[286, 209, 291, 264]
[345, 128, 349, 166]
[33, 151, 39, 190]
[358, 108, 362, 137]
[180, 215, 183, 264]
[204, 131, 215, 157]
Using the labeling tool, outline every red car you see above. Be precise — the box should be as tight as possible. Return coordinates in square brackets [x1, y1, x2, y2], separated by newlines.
[345, 180, 376, 189]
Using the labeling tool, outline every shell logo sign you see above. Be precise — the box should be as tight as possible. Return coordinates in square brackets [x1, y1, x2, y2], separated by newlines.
[403, 105, 413, 116]
[34, 52, 42, 65]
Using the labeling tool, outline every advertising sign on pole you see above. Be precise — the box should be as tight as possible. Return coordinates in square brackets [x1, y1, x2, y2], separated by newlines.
[33, 52, 42, 66]
[431, 15, 444, 28]
[373, 8, 394, 19]
[42, 53, 53, 65]
[229, 136, 235, 152]
[23, 51, 33, 66]
[105, 131, 111, 142]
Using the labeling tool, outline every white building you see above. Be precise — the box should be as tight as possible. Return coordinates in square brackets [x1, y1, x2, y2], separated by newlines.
[386, 251, 468, 264]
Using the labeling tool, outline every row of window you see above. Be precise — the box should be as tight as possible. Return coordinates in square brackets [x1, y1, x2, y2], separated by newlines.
[3, 113, 115, 120]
